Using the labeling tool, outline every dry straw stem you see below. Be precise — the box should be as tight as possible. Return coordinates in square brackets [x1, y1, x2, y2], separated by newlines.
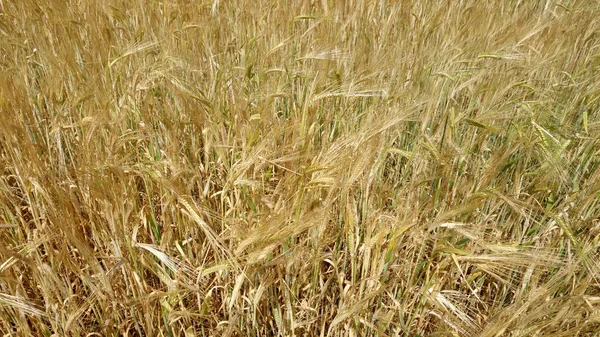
[1, 0, 600, 336]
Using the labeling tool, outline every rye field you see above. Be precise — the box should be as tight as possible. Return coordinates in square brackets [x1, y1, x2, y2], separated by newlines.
[1, 1, 600, 336]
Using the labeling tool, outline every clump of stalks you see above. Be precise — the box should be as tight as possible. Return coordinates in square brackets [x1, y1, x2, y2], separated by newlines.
[1, 1, 600, 336]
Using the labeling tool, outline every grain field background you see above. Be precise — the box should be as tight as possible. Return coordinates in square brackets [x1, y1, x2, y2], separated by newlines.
[1, 0, 600, 336]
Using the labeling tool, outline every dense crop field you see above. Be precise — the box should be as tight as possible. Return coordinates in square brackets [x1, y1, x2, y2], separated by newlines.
[1, 1, 600, 336]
